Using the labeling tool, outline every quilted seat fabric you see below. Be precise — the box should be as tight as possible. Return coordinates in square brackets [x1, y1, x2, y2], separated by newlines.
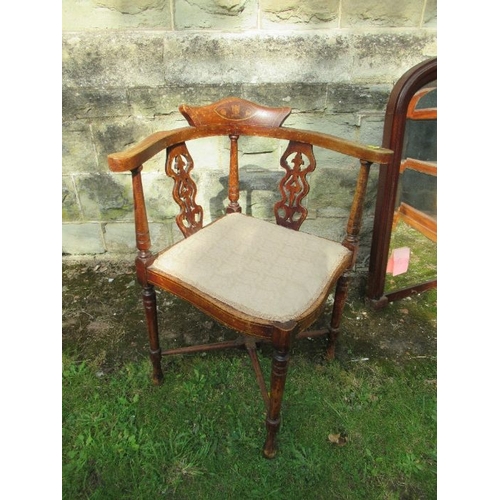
[149, 213, 351, 323]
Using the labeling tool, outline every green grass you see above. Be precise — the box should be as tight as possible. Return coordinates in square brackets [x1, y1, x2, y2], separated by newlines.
[385, 220, 437, 293]
[63, 350, 436, 499]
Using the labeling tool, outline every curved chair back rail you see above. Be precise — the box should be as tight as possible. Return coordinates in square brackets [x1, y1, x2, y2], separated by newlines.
[108, 124, 392, 173]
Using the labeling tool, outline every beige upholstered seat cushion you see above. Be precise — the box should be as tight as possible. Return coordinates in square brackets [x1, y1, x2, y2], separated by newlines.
[149, 213, 351, 323]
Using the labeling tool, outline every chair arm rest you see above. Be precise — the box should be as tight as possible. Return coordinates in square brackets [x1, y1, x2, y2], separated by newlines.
[107, 129, 191, 172]
[273, 127, 393, 164]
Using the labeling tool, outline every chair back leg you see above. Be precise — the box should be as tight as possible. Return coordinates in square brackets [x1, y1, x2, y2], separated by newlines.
[142, 285, 164, 385]
[326, 275, 350, 360]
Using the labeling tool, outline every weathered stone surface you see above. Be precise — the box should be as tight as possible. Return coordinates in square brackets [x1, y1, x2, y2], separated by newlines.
[62, 0, 437, 32]
[62, 223, 105, 255]
[174, 0, 258, 30]
[301, 217, 346, 242]
[325, 84, 391, 113]
[341, 0, 424, 28]
[140, 173, 178, 220]
[181, 136, 226, 171]
[238, 136, 278, 156]
[260, 0, 339, 28]
[308, 167, 379, 226]
[149, 221, 177, 250]
[353, 32, 426, 60]
[190, 170, 228, 221]
[130, 83, 330, 115]
[61, 0, 436, 256]
[92, 117, 157, 172]
[237, 166, 282, 218]
[127, 88, 181, 119]
[146, 84, 246, 112]
[74, 173, 133, 221]
[63, 0, 171, 30]
[356, 113, 386, 148]
[351, 33, 436, 82]
[94, 0, 165, 14]
[301, 213, 375, 264]
[243, 189, 281, 219]
[102, 222, 136, 253]
[163, 32, 435, 85]
[63, 121, 98, 174]
[102, 221, 175, 253]
[423, 0, 437, 27]
[308, 168, 360, 214]
[62, 30, 436, 92]
[285, 112, 359, 142]
[62, 88, 129, 120]
[62, 176, 81, 221]
[163, 33, 352, 85]
[62, 33, 165, 88]
[242, 83, 328, 113]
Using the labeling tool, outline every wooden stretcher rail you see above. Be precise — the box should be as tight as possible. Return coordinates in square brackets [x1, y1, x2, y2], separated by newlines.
[400, 158, 437, 176]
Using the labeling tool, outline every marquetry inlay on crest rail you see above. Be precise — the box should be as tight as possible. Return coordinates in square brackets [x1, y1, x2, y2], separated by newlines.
[274, 141, 317, 231]
[166, 142, 203, 238]
[180, 97, 291, 128]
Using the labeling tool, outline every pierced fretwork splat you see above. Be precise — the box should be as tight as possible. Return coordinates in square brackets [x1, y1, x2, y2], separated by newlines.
[166, 142, 203, 237]
[274, 141, 316, 230]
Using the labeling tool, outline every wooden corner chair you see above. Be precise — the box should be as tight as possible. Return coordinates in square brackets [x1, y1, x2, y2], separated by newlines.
[108, 97, 392, 458]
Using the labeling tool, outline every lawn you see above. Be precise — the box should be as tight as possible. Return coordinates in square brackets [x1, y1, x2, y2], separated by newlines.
[62, 353, 436, 499]
[62, 262, 437, 499]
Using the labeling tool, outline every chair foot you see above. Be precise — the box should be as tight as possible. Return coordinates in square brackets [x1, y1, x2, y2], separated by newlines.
[325, 344, 335, 361]
[263, 448, 277, 459]
[263, 417, 280, 459]
[150, 348, 164, 385]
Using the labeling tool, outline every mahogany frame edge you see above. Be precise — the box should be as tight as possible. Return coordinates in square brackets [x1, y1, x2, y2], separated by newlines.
[366, 57, 437, 307]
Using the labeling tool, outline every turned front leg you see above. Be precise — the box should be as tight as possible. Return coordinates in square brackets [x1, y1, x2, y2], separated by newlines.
[142, 285, 164, 385]
[263, 331, 291, 459]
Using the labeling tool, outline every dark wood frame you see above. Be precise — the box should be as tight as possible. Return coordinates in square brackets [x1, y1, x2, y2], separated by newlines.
[366, 58, 437, 308]
[393, 86, 437, 241]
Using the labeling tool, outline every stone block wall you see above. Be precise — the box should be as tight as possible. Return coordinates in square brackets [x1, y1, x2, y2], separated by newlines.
[62, 0, 437, 263]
